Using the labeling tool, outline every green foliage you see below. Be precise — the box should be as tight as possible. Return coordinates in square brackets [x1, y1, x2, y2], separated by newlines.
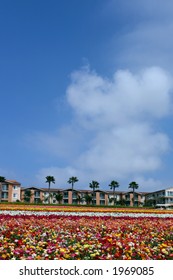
[89, 180, 99, 191]
[129, 181, 139, 191]
[24, 190, 32, 203]
[45, 176, 55, 204]
[128, 181, 139, 207]
[109, 180, 119, 206]
[89, 180, 99, 205]
[0, 176, 6, 182]
[83, 193, 92, 205]
[67, 177, 78, 189]
[54, 191, 63, 204]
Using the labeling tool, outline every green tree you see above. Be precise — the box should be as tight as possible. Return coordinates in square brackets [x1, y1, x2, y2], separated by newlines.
[89, 180, 99, 205]
[45, 176, 55, 204]
[67, 176, 79, 204]
[76, 193, 83, 205]
[24, 189, 33, 203]
[54, 191, 63, 204]
[119, 198, 126, 206]
[109, 180, 119, 206]
[0, 176, 6, 203]
[84, 193, 92, 205]
[128, 181, 139, 206]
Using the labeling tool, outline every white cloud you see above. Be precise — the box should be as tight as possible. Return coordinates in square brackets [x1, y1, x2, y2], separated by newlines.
[77, 123, 169, 177]
[67, 66, 172, 125]
[35, 66, 173, 191]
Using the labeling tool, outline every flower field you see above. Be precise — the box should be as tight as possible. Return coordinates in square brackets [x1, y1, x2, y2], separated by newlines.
[0, 204, 173, 260]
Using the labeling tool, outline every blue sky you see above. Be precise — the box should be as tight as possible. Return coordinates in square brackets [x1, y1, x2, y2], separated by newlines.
[1, 0, 173, 192]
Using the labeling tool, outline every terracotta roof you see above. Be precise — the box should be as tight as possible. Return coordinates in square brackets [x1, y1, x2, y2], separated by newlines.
[6, 179, 21, 185]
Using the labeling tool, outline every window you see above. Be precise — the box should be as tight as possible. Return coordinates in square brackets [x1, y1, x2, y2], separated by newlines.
[2, 193, 8, 199]
[100, 193, 105, 199]
[13, 185, 18, 190]
[167, 191, 173, 196]
[63, 192, 68, 198]
[34, 198, 41, 203]
[35, 191, 40, 197]
[125, 194, 130, 199]
[13, 193, 18, 198]
[2, 184, 8, 191]
[72, 192, 77, 198]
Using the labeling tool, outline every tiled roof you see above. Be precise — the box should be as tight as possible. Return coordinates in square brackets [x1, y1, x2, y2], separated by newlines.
[6, 179, 21, 185]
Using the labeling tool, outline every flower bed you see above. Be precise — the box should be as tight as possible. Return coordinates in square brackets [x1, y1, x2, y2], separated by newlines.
[0, 204, 173, 214]
[0, 213, 173, 260]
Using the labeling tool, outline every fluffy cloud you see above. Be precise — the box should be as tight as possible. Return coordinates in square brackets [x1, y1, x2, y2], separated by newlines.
[36, 66, 173, 190]
[67, 66, 172, 124]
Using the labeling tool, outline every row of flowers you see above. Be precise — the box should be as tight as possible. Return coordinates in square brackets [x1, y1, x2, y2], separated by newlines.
[0, 213, 173, 260]
[0, 204, 173, 214]
[1, 210, 173, 218]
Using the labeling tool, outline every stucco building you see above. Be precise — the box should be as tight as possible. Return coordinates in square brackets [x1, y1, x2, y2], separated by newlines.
[2, 178, 173, 208]
[0, 179, 21, 202]
[20, 186, 147, 206]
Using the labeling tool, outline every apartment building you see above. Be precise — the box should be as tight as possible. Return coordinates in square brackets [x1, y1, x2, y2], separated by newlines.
[145, 187, 173, 208]
[0, 179, 21, 202]
[123, 191, 147, 206]
[107, 190, 147, 206]
[3, 178, 173, 208]
[20, 186, 147, 206]
[20, 187, 109, 205]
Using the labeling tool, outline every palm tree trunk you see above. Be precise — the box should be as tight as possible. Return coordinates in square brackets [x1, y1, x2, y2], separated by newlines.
[72, 182, 74, 204]
[93, 188, 95, 205]
[113, 188, 115, 206]
[48, 182, 51, 204]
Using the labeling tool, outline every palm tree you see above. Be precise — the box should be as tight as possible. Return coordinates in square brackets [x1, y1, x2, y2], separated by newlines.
[24, 189, 33, 203]
[0, 176, 6, 203]
[76, 193, 83, 205]
[109, 180, 119, 206]
[128, 181, 139, 206]
[54, 191, 63, 204]
[89, 180, 99, 205]
[45, 176, 55, 204]
[84, 193, 92, 205]
[67, 176, 78, 204]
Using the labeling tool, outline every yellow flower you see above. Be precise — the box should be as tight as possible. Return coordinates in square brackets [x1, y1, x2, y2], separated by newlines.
[161, 249, 168, 255]
[60, 248, 66, 253]
[83, 244, 90, 249]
